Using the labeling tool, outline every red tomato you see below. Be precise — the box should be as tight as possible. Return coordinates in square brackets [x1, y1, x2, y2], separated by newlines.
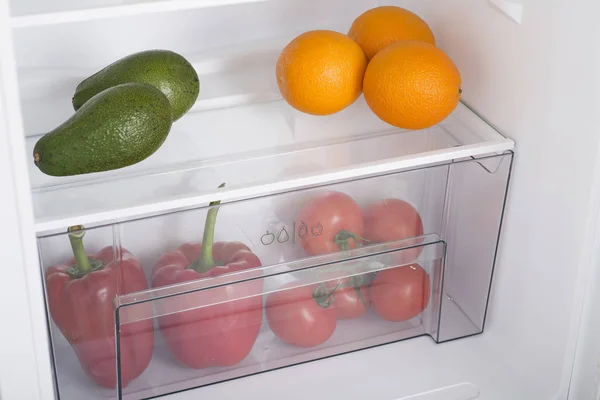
[364, 198, 424, 263]
[370, 264, 430, 322]
[266, 283, 337, 347]
[320, 273, 372, 319]
[296, 191, 364, 256]
[364, 198, 423, 242]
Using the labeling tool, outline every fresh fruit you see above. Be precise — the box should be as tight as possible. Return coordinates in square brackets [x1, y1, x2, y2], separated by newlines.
[363, 41, 461, 130]
[34, 83, 172, 176]
[364, 198, 425, 264]
[266, 282, 337, 348]
[370, 264, 431, 322]
[348, 6, 435, 60]
[276, 30, 367, 115]
[295, 191, 364, 256]
[73, 50, 199, 121]
[152, 189, 263, 369]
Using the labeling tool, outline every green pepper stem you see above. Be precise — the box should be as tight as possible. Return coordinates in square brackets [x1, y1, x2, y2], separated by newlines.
[68, 225, 91, 273]
[191, 183, 225, 273]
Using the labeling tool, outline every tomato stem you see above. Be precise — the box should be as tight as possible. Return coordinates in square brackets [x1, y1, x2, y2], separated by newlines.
[354, 285, 368, 309]
[313, 281, 342, 308]
[350, 273, 376, 309]
[192, 183, 225, 273]
[334, 230, 368, 251]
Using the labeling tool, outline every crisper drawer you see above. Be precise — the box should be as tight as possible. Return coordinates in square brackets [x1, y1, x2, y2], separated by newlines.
[37, 151, 512, 400]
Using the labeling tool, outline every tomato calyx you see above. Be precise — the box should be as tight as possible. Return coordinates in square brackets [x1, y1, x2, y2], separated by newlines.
[189, 183, 226, 273]
[312, 281, 342, 308]
[66, 225, 105, 279]
[333, 230, 368, 251]
[313, 273, 375, 310]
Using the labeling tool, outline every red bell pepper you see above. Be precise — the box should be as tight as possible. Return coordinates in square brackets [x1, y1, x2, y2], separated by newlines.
[45, 226, 154, 389]
[152, 190, 263, 369]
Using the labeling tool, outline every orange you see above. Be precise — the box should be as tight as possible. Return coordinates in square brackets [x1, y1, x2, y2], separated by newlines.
[363, 41, 461, 130]
[348, 6, 435, 60]
[276, 30, 367, 115]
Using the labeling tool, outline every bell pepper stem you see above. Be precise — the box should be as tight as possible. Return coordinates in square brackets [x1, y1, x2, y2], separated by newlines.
[193, 183, 225, 272]
[199, 207, 219, 269]
[68, 225, 91, 273]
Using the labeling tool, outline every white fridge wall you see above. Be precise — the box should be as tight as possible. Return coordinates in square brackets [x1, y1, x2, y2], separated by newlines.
[0, 1, 54, 399]
[391, 0, 599, 398]
[1, 1, 599, 400]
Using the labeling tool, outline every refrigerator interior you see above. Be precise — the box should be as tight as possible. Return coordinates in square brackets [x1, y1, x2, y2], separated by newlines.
[1, 0, 599, 399]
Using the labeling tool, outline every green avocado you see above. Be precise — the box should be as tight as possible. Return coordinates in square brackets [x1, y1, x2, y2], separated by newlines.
[72, 50, 199, 121]
[35, 83, 173, 176]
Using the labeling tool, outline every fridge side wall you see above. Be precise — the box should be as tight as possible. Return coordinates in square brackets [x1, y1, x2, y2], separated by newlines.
[0, 0, 54, 398]
[411, 0, 599, 398]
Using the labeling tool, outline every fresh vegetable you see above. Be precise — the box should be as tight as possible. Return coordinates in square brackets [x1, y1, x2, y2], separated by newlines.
[329, 279, 370, 319]
[370, 264, 430, 322]
[266, 282, 337, 347]
[295, 191, 364, 256]
[364, 198, 424, 263]
[45, 226, 154, 389]
[319, 271, 372, 319]
[364, 199, 423, 243]
[34, 83, 172, 176]
[152, 187, 263, 368]
[73, 50, 199, 121]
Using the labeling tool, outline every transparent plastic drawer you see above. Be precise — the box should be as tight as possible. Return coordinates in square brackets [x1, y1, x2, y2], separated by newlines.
[38, 151, 512, 399]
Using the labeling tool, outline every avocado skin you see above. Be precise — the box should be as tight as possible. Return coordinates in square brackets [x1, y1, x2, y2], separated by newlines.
[72, 50, 199, 121]
[35, 83, 173, 176]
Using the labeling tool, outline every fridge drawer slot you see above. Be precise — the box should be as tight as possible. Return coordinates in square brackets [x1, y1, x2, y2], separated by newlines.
[37, 151, 512, 399]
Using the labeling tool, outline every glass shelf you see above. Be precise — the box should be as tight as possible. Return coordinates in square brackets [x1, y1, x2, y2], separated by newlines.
[29, 101, 512, 234]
